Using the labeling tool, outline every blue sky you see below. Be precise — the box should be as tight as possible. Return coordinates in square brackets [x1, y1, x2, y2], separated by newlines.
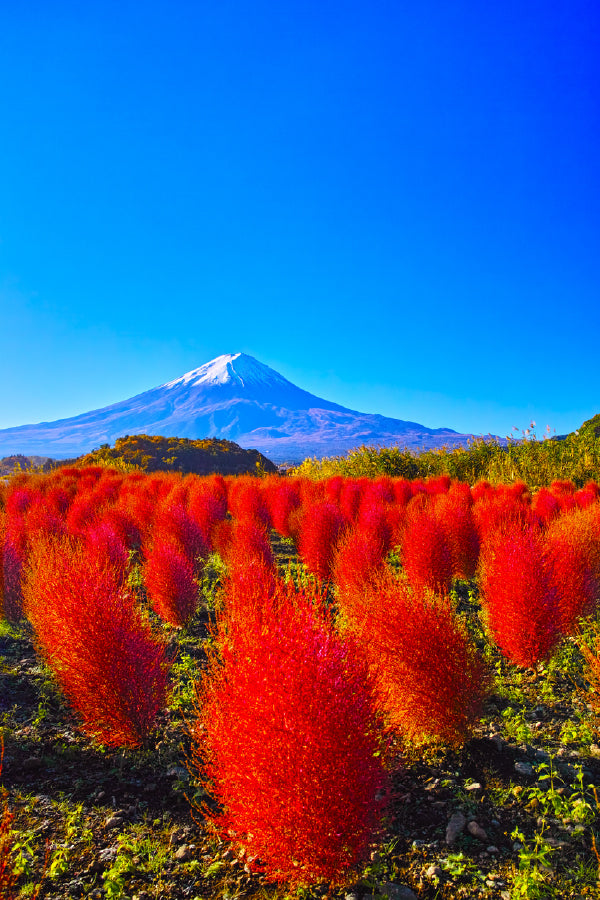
[1, 1, 598, 441]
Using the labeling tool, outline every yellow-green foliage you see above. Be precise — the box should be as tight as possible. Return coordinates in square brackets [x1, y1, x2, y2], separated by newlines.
[78, 434, 277, 476]
[293, 415, 600, 488]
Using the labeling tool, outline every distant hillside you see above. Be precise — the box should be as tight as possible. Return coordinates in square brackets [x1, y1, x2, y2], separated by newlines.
[77, 434, 278, 476]
[0, 454, 55, 476]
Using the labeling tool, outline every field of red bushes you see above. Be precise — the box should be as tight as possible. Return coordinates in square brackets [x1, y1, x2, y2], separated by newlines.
[1, 466, 599, 899]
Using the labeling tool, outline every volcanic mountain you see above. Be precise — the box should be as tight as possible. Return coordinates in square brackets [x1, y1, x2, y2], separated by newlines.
[0, 353, 477, 463]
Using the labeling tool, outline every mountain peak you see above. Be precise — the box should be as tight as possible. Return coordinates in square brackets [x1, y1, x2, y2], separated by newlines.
[0, 351, 478, 462]
[163, 353, 293, 392]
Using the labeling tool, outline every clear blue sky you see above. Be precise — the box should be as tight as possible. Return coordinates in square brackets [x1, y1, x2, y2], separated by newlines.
[1, 1, 598, 440]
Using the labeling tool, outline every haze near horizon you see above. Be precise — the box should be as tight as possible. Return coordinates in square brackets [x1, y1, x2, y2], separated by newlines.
[1, 1, 598, 442]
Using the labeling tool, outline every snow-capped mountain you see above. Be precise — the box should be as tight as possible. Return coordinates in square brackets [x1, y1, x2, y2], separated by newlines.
[0, 353, 477, 463]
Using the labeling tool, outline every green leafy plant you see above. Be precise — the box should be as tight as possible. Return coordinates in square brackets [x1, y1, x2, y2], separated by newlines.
[510, 826, 555, 899]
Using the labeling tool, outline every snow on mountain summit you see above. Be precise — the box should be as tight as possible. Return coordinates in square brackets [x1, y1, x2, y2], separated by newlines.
[164, 353, 293, 391]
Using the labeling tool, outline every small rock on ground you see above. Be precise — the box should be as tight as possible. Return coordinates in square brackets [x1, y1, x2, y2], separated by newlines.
[446, 811, 466, 845]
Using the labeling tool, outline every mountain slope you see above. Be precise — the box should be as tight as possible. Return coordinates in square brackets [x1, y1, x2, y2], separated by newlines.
[0, 353, 476, 462]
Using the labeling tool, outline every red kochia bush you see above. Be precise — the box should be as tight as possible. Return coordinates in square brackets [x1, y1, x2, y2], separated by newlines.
[85, 521, 130, 579]
[227, 478, 271, 529]
[24, 538, 171, 747]
[265, 479, 301, 538]
[151, 500, 208, 576]
[144, 539, 199, 627]
[333, 526, 388, 618]
[188, 484, 227, 551]
[192, 581, 389, 886]
[473, 485, 534, 547]
[479, 526, 561, 668]
[433, 489, 480, 580]
[544, 506, 600, 635]
[531, 488, 561, 526]
[401, 505, 453, 596]
[337, 569, 487, 745]
[297, 500, 348, 582]
[2, 513, 28, 622]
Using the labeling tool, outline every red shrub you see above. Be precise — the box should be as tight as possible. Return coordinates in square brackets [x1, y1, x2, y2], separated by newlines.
[65, 492, 103, 536]
[85, 522, 130, 578]
[24, 537, 171, 747]
[337, 569, 488, 745]
[424, 475, 451, 496]
[144, 538, 199, 627]
[392, 479, 414, 507]
[531, 488, 562, 527]
[339, 479, 364, 523]
[228, 478, 271, 529]
[0, 511, 4, 621]
[324, 475, 344, 504]
[212, 519, 233, 561]
[333, 526, 388, 618]
[298, 500, 348, 582]
[356, 501, 393, 555]
[544, 507, 600, 634]
[1, 512, 28, 622]
[223, 558, 279, 635]
[188, 484, 228, 551]
[547, 480, 577, 514]
[401, 506, 453, 596]
[265, 479, 301, 538]
[479, 526, 561, 667]
[152, 500, 208, 576]
[471, 480, 493, 502]
[574, 483, 600, 510]
[357, 478, 395, 516]
[96, 506, 142, 551]
[433, 491, 480, 580]
[473, 487, 535, 548]
[225, 519, 275, 572]
[192, 582, 389, 886]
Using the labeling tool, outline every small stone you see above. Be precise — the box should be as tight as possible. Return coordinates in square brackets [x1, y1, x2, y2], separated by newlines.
[22, 757, 43, 772]
[468, 820, 488, 841]
[174, 844, 193, 861]
[104, 815, 124, 829]
[446, 811, 466, 845]
[345, 893, 360, 900]
[97, 846, 119, 863]
[425, 864, 443, 879]
[380, 883, 418, 900]
[589, 744, 600, 758]
[514, 761, 533, 778]
[487, 845, 499, 854]
[465, 782, 482, 792]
